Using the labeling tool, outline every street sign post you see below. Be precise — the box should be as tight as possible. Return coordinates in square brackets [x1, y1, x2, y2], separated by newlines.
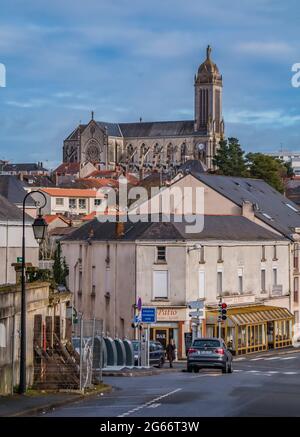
[141, 307, 157, 324]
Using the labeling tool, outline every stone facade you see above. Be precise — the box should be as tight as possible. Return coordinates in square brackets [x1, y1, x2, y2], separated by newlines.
[63, 46, 224, 172]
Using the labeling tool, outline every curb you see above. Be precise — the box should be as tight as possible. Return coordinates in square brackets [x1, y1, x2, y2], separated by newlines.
[6, 385, 112, 417]
[102, 367, 184, 377]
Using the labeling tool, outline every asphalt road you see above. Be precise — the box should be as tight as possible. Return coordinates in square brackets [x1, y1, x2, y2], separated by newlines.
[40, 348, 300, 417]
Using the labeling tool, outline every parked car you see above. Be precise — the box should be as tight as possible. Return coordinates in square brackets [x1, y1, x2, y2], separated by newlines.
[132, 340, 165, 367]
[187, 338, 233, 374]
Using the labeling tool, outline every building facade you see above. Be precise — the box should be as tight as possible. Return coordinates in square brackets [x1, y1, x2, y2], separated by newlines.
[62, 46, 224, 172]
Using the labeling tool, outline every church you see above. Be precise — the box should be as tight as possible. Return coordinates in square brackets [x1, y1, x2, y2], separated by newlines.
[62, 46, 224, 173]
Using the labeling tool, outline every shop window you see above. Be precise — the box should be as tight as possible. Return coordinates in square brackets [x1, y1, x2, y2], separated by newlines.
[153, 270, 168, 299]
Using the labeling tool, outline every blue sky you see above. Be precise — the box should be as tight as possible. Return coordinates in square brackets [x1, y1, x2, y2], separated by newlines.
[0, 0, 300, 169]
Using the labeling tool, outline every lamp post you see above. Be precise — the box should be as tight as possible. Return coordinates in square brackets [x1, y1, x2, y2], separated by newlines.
[19, 190, 48, 394]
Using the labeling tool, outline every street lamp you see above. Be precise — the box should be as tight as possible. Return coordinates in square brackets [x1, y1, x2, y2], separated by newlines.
[19, 190, 47, 394]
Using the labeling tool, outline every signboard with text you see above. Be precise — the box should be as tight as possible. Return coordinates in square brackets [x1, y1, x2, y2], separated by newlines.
[141, 307, 157, 324]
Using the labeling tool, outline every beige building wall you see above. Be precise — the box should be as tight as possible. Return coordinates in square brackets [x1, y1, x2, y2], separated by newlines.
[62, 240, 136, 339]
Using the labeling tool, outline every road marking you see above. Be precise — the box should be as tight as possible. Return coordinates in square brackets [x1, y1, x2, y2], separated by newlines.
[283, 371, 298, 375]
[264, 356, 281, 360]
[147, 403, 161, 409]
[235, 357, 246, 361]
[250, 357, 265, 361]
[280, 357, 297, 360]
[118, 388, 182, 418]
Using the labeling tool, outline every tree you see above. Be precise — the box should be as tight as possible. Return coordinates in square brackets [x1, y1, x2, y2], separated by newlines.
[246, 153, 287, 193]
[212, 137, 248, 177]
[53, 241, 69, 286]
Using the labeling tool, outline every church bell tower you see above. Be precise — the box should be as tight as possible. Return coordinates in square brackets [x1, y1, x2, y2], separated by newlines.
[194, 46, 224, 136]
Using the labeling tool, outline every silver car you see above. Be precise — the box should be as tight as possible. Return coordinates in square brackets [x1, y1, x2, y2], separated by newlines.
[187, 338, 233, 374]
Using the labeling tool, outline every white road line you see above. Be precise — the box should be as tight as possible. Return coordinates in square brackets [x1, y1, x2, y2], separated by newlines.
[235, 358, 246, 361]
[264, 356, 281, 360]
[250, 357, 265, 361]
[280, 357, 297, 360]
[147, 403, 161, 409]
[283, 371, 298, 375]
[117, 388, 182, 418]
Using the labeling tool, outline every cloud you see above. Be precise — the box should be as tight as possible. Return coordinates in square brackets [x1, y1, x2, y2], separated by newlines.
[235, 41, 295, 58]
[226, 109, 300, 127]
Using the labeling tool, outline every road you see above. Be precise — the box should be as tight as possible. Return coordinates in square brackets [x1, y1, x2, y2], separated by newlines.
[40, 348, 300, 417]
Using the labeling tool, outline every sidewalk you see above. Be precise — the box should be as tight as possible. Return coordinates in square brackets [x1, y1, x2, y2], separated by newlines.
[0, 384, 111, 417]
[102, 361, 185, 377]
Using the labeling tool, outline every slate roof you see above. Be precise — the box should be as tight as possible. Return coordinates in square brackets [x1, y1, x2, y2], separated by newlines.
[0, 175, 35, 206]
[189, 173, 300, 239]
[65, 120, 206, 140]
[0, 194, 34, 222]
[1, 163, 48, 172]
[62, 215, 284, 242]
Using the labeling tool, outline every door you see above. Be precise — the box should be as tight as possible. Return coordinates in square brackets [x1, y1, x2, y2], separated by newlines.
[153, 328, 169, 349]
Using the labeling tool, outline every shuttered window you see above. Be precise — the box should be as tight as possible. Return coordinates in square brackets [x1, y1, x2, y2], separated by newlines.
[153, 270, 168, 298]
[199, 270, 205, 299]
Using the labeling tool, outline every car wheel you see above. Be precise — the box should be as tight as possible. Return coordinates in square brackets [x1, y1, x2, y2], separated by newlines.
[228, 362, 233, 374]
[222, 363, 228, 374]
[187, 365, 193, 373]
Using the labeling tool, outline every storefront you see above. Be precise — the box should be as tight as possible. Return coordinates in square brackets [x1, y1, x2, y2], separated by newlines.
[206, 305, 294, 355]
[149, 307, 188, 359]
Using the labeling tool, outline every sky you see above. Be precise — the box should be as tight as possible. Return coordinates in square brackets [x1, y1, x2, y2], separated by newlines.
[0, 0, 300, 169]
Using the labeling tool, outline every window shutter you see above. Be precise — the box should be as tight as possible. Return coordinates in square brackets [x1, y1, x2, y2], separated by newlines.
[153, 271, 168, 298]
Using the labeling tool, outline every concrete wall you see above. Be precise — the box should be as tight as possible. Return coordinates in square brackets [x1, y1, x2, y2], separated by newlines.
[0, 281, 71, 395]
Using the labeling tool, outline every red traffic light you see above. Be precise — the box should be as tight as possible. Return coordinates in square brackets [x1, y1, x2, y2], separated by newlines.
[221, 303, 227, 309]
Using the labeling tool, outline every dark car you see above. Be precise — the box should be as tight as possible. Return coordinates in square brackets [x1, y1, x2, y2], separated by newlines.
[187, 338, 233, 374]
[132, 340, 165, 367]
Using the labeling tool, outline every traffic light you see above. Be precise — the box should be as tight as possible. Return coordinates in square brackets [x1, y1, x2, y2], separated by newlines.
[218, 302, 227, 322]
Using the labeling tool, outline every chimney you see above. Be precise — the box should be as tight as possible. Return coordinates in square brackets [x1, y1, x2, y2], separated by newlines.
[242, 200, 254, 220]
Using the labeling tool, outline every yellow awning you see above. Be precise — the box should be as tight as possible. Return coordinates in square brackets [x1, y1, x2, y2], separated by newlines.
[207, 305, 294, 326]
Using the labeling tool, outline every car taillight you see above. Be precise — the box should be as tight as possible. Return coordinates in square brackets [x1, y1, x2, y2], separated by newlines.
[215, 348, 225, 355]
[188, 348, 197, 354]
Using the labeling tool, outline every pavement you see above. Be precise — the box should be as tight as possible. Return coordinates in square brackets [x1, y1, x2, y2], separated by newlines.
[0, 385, 111, 417]
[35, 347, 300, 417]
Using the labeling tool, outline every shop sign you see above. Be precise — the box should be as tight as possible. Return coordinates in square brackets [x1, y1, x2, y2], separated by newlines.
[157, 307, 187, 321]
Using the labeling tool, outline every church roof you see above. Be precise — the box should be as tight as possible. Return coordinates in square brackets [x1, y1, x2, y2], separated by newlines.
[65, 120, 207, 141]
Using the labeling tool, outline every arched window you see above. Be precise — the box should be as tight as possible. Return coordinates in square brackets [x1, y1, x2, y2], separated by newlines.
[181, 143, 187, 162]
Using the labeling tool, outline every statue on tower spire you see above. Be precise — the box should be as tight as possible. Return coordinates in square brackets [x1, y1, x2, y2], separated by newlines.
[206, 45, 212, 60]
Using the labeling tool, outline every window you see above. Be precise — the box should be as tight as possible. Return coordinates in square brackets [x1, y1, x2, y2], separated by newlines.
[238, 268, 243, 294]
[217, 271, 222, 296]
[69, 198, 76, 209]
[79, 198, 86, 210]
[198, 270, 205, 299]
[218, 246, 223, 262]
[261, 246, 266, 261]
[153, 270, 168, 299]
[55, 197, 63, 206]
[0, 322, 6, 348]
[156, 246, 166, 262]
[78, 271, 82, 293]
[273, 245, 278, 260]
[261, 269, 266, 292]
[273, 268, 277, 286]
[294, 277, 299, 303]
[94, 198, 102, 206]
[199, 246, 205, 263]
[294, 244, 299, 270]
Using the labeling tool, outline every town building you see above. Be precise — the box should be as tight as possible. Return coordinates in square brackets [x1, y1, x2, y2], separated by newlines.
[33, 187, 105, 218]
[61, 216, 293, 358]
[62, 46, 224, 173]
[0, 195, 39, 285]
[0, 175, 37, 217]
[0, 162, 49, 176]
